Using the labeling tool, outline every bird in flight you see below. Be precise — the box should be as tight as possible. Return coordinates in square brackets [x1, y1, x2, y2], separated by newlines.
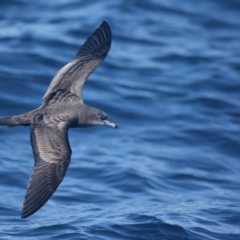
[0, 21, 117, 218]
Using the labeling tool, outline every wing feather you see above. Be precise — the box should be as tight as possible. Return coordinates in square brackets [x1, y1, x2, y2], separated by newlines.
[21, 119, 71, 218]
[43, 21, 112, 106]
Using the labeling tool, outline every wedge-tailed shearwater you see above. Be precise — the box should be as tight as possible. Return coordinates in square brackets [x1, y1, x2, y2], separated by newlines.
[0, 21, 117, 218]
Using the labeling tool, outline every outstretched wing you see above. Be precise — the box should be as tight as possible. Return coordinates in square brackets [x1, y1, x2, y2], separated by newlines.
[43, 21, 112, 106]
[21, 117, 71, 218]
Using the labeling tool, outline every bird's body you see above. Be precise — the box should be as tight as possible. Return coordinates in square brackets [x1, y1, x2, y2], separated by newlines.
[0, 21, 117, 218]
[1, 102, 108, 127]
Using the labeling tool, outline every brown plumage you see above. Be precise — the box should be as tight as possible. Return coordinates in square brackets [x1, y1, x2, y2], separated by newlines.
[0, 21, 117, 218]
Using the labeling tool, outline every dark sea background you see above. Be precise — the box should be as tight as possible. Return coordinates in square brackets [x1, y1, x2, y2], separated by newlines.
[0, 0, 239, 239]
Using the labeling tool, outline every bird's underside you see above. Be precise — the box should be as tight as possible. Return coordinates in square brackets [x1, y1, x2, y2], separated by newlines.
[0, 21, 117, 218]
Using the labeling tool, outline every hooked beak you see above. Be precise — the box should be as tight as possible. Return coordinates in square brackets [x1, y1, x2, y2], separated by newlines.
[103, 120, 118, 129]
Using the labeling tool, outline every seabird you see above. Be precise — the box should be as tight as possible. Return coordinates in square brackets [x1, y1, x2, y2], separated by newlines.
[0, 21, 117, 218]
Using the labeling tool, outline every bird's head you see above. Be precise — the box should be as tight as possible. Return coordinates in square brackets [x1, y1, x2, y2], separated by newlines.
[92, 111, 117, 128]
[78, 106, 117, 129]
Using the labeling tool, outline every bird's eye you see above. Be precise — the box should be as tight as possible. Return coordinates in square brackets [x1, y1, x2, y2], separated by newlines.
[99, 115, 107, 120]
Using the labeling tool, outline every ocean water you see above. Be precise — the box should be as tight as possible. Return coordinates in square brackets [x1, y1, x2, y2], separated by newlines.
[0, 0, 240, 239]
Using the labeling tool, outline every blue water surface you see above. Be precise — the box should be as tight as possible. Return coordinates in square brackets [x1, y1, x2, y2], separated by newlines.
[0, 0, 240, 239]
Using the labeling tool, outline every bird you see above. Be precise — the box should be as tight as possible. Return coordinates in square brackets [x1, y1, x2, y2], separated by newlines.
[0, 21, 117, 218]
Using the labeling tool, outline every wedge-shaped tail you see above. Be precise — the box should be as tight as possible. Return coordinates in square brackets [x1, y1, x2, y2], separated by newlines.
[0, 114, 31, 127]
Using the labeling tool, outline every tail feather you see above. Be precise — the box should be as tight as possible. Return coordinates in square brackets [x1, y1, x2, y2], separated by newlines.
[0, 117, 14, 126]
[0, 114, 31, 127]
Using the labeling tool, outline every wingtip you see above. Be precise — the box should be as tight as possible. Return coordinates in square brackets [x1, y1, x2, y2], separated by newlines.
[97, 20, 112, 42]
[21, 213, 27, 219]
[21, 209, 31, 219]
[101, 20, 109, 27]
[100, 21, 111, 38]
[75, 21, 112, 59]
[21, 205, 34, 219]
